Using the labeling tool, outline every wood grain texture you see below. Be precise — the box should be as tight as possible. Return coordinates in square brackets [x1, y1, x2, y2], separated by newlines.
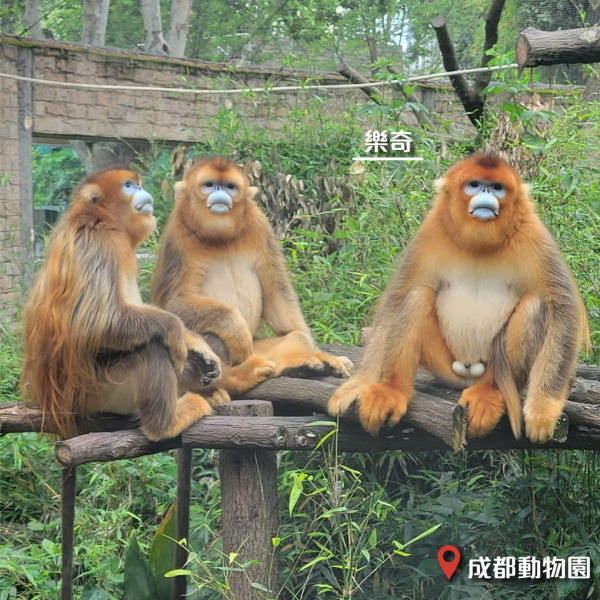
[218, 401, 280, 600]
[517, 26, 600, 67]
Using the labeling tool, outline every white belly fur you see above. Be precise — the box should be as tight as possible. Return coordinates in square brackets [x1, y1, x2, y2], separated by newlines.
[435, 269, 519, 364]
[201, 257, 263, 334]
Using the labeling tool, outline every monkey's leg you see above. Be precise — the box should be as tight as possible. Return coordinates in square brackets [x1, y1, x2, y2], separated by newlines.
[132, 340, 213, 441]
[456, 295, 543, 439]
[329, 286, 456, 435]
[501, 294, 578, 443]
[253, 332, 353, 379]
[173, 298, 254, 366]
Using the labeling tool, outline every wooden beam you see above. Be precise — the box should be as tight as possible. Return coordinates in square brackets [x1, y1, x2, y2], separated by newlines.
[173, 448, 193, 600]
[517, 26, 600, 68]
[61, 467, 77, 600]
[218, 401, 280, 599]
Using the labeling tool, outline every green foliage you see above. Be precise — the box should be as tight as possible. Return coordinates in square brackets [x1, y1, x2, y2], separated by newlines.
[32, 146, 86, 207]
[2, 79, 600, 600]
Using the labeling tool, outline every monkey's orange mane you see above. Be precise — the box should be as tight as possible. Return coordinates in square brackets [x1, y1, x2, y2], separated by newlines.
[21, 201, 125, 439]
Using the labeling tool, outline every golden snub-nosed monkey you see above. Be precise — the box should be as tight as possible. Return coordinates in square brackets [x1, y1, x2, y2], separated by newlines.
[22, 168, 229, 441]
[329, 154, 589, 443]
[150, 157, 353, 394]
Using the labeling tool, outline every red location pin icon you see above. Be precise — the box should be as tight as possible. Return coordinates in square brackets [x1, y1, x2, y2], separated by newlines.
[438, 545, 460, 579]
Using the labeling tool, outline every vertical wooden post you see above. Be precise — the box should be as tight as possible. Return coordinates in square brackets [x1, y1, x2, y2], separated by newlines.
[173, 447, 193, 600]
[218, 401, 280, 600]
[61, 467, 77, 600]
[16, 46, 34, 289]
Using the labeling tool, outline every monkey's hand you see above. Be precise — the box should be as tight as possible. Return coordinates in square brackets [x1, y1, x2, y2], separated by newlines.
[215, 308, 254, 366]
[523, 399, 563, 444]
[184, 331, 222, 386]
[328, 378, 410, 436]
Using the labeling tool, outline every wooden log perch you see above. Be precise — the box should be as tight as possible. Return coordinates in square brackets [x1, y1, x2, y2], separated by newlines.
[5, 346, 600, 466]
[517, 26, 600, 68]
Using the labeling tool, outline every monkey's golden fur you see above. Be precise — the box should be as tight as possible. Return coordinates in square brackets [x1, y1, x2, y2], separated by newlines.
[329, 154, 589, 443]
[22, 169, 227, 440]
[151, 157, 352, 391]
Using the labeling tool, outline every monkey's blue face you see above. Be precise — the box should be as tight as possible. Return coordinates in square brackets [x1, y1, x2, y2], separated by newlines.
[123, 179, 153, 216]
[464, 180, 506, 221]
[201, 180, 239, 214]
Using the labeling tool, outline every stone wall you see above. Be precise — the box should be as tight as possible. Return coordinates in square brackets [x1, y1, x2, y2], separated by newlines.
[0, 42, 22, 316]
[0, 35, 373, 316]
[0, 34, 577, 317]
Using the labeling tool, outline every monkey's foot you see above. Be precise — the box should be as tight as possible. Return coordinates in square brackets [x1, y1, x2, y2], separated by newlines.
[360, 383, 410, 436]
[220, 355, 276, 394]
[144, 392, 212, 441]
[187, 349, 222, 386]
[524, 401, 563, 444]
[206, 388, 231, 408]
[458, 383, 505, 438]
[328, 379, 410, 436]
[278, 352, 353, 379]
[316, 353, 353, 377]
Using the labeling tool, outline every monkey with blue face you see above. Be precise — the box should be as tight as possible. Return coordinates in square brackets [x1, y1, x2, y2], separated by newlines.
[22, 168, 228, 440]
[151, 157, 353, 394]
[330, 154, 589, 443]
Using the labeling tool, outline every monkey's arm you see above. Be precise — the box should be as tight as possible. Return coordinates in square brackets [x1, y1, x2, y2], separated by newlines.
[256, 226, 310, 336]
[71, 232, 189, 373]
[502, 241, 589, 443]
[166, 295, 254, 366]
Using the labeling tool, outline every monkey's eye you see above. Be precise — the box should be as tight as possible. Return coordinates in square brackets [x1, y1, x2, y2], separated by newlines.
[204, 181, 214, 188]
[226, 182, 238, 197]
[491, 182, 506, 199]
[122, 180, 139, 195]
[464, 181, 482, 196]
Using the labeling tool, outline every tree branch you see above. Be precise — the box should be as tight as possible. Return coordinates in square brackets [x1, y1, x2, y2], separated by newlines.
[431, 16, 482, 126]
[336, 63, 385, 105]
[474, 0, 507, 92]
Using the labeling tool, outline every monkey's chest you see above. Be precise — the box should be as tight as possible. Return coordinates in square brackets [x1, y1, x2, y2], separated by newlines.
[201, 259, 263, 334]
[435, 273, 519, 364]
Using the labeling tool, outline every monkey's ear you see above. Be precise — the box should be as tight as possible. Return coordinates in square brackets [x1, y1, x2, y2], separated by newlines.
[248, 186, 259, 200]
[174, 180, 187, 202]
[434, 177, 446, 193]
[80, 183, 102, 205]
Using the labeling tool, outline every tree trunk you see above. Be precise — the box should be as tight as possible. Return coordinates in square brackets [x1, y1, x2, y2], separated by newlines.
[81, 0, 110, 47]
[71, 140, 150, 174]
[23, 0, 44, 39]
[583, 8, 600, 102]
[141, 0, 170, 55]
[516, 26, 600, 68]
[166, 0, 192, 58]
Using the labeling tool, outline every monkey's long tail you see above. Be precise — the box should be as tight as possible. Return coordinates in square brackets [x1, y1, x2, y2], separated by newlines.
[489, 326, 522, 439]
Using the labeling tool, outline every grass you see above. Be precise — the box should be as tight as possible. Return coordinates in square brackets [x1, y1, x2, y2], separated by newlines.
[2, 88, 600, 599]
